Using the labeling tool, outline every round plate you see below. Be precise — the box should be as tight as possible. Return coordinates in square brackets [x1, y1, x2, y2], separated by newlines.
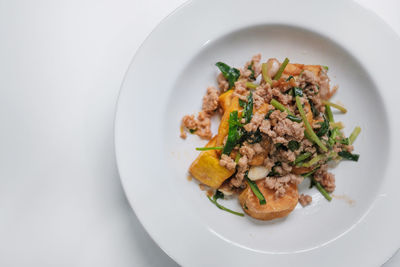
[115, 0, 400, 266]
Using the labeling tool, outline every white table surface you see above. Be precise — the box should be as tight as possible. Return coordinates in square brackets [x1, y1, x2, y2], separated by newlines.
[0, 0, 399, 266]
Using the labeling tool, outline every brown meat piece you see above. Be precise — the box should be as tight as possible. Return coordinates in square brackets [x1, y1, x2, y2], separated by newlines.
[217, 73, 229, 92]
[202, 86, 220, 114]
[264, 173, 303, 198]
[299, 194, 312, 206]
[314, 165, 336, 192]
[219, 154, 236, 171]
[243, 113, 264, 132]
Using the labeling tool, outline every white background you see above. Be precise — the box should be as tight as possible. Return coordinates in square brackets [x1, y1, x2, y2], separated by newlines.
[0, 0, 398, 266]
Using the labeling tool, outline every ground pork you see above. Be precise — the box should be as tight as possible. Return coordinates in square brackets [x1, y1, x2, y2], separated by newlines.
[231, 156, 249, 188]
[181, 111, 213, 140]
[314, 165, 336, 192]
[243, 113, 264, 132]
[233, 79, 248, 100]
[217, 73, 229, 92]
[264, 173, 303, 197]
[243, 54, 262, 80]
[271, 88, 292, 105]
[202, 86, 220, 114]
[219, 154, 236, 171]
[299, 194, 312, 206]
[261, 110, 304, 145]
[239, 144, 255, 161]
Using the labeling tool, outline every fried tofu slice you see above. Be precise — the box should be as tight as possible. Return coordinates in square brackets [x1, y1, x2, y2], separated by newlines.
[189, 136, 234, 189]
[239, 180, 298, 221]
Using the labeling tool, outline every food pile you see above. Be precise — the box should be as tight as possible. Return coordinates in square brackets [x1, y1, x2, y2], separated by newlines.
[181, 54, 360, 220]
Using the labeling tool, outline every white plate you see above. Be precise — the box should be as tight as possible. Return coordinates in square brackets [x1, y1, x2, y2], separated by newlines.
[115, 0, 400, 266]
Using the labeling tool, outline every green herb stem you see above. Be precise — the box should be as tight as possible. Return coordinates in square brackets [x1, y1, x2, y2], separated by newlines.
[349, 126, 361, 145]
[261, 63, 273, 86]
[296, 96, 328, 152]
[325, 105, 334, 122]
[302, 154, 325, 167]
[294, 152, 312, 165]
[235, 153, 241, 164]
[338, 151, 360, 161]
[244, 91, 253, 123]
[323, 100, 347, 113]
[314, 181, 332, 201]
[195, 146, 223, 151]
[207, 195, 245, 217]
[245, 82, 258, 89]
[270, 99, 295, 116]
[330, 121, 344, 129]
[273, 57, 289, 80]
[246, 176, 266, 205]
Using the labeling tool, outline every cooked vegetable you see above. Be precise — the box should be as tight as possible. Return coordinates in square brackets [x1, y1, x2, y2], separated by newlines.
[311, 178, 332, 201]
[207, 191, 244, 217]
[239, 98, 246, 108]
[292, 87, 303, 97]
[247, 166, 269, 181]
[244, 91, 253, 123]
[270, 99, 295, 116]
[322, 100, 347, 113]
[316, 116, 330, 137]
[239, 181, 298, 221]
[288, 140, 300, 151]
[247, 62, 255, 80]
[261, 63, 273, 85]
[293, 152, 312, 165]
[322, 65, 329, 71]
[273, 57, 289, 80]
[349, 126, 361, 144]
[189, 129, 197, 134]
[216, 62, 240, 90]
[235, 153, 241, 164]
[196, 146, 223, 151]
[301, 154, 325, 168]
[330, 121, 344, 129]
[338, 151, 360, 161]
[328, 127, 339, 147]
[246, 82, 258, 89]
[222, 111, 241, 155]
[296, 96, 328, 152]
[286, 75, 294, 82]
[325, 105, 334, 122]
[216, 96, 239, 147]
[339, 138, 350, 145]
[265, 109, 274, 119]
[286, 114, 302, 123]
[309, 100, 319, 117]
[246, 175, 266, 205]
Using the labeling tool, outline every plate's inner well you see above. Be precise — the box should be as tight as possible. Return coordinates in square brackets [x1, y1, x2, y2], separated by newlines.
[164, 25, 388, 253]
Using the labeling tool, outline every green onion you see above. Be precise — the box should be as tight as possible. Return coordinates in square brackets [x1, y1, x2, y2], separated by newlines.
[294, 152, 312, 165]
[246, 175, 266, 205]
[349, 126, 361, 145]
[261, 63, 273, 86]
[338, 151, 360, 161]
[273, 57, 289, 80]
[265, 109, 274, 119]
[270, 99, 295, 116]
[286, 114, 302, 123]
[296, 96, 328, 152]
[330, 121, 344, 129]
[314, 180, 332, 201]
[245, 82, 258, 89]
[325, 105, 334, 122]
[235, 153, 241, 164]
[322, 100, 347, 113]
[286, 75, 294, 82]
[301, 154, 325, 167]
[196, 146, 223, 151]
[301, 168, 319, 178]
[207, 194, 244, 217]
[244, 91, 253, 123]
[328, 127, 339, 147]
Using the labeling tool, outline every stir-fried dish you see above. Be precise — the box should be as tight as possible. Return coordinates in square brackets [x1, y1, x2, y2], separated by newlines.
[180, 54, 360, 220]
